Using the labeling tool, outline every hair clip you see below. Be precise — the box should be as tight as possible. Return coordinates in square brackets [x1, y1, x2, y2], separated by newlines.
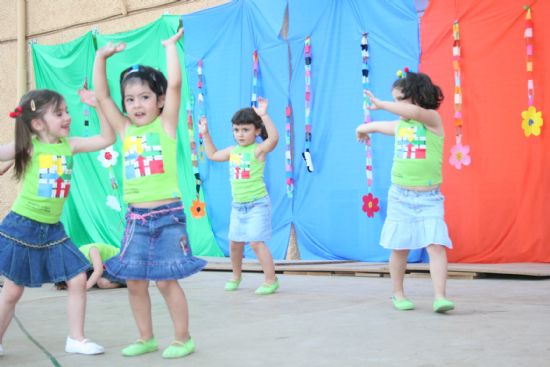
[9, 106, 23, 118]
[30, 99, 36, 112]
[396, 67, 410, 79]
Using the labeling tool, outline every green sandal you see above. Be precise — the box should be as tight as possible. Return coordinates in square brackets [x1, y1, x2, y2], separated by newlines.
[392, 296, 415, 311]
[224, 278, 241, 291]
[255, 278, 279, 295]
[162, 338, 195, 359]
[433, 298, 455, 313]
[122, 337, 158, 357]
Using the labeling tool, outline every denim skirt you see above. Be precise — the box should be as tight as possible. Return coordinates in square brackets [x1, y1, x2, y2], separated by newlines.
[105, 201, 207, 281]
[380, 185, 452, 250]
[228, 195, 272, 243]
[0, 212, 90, 287]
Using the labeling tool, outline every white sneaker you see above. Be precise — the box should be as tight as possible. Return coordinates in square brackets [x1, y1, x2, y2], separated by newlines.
[0, 343, 4, 356]
[65, 336, 104, 355]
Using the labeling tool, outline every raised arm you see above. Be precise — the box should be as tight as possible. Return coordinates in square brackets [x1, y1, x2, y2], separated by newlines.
[85, 246, 104, 290]
[366, 90, 443, 135]
[199, 116, 232, 162]
[93, 42, 130, 136]
[160, 28, 184, 138]
[253, 98, 279, 160]
[70, 89, 116, 154]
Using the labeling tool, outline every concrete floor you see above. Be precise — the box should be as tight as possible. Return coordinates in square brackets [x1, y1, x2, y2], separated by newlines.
[0, 270, 549, 367]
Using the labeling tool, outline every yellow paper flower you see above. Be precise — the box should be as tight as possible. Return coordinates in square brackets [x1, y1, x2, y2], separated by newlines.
[521, 106, 543, 137]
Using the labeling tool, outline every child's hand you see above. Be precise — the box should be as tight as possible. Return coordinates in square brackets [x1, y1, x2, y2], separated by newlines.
[366, 90, 382, 110]
[356, 124, 371, 143]
[198, 116, 209, 135]
[253, 97, 268, 117]
[161, 28, 184, 47]
[78, 88, 97, 108]
[97, 42, 126, 59]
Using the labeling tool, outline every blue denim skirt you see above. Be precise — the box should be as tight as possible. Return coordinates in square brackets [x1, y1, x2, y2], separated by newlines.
[105, 201, 207, 281]
[380, 185, 452, 250]
[228, 195, 272, 243]
[0, 212, 90, 287]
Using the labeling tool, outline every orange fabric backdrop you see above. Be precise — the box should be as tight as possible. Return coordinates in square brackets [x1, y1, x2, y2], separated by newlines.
[420, 0, 549, 262]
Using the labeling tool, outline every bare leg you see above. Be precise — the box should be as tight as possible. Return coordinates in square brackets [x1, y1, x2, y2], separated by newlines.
[389, 249, 409, 299]
[229, 241, 245, 280]
[250, 241, 276, 283]
[0, 279, 25, 343]
[66, 273, 87, 340]
[426, 244, 448, 299]
[156, 280, 189, 342]
[97, 278, 122, 289]
[126, 280, 153, 340]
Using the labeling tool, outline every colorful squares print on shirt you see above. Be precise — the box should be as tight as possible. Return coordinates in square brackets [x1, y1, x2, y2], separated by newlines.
[124, 133, 165, 180]
[396, 125, 427, 159]
[38, 154, 72, 198]
[230, 152, 251, 180]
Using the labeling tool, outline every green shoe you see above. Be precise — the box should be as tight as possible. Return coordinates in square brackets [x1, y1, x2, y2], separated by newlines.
[433, 298, 455, 313]
[255, 278, 279, 295]
[162, 338, 195, 359]
[122, 338, 158, 357]
[224, 278, 241, 291]
[392, 296, 415, 311]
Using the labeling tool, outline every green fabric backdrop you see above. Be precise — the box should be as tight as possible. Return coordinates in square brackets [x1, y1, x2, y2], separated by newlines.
[31, 16, 223, 256]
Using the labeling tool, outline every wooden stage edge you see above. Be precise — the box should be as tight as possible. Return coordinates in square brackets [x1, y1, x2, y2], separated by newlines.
[201, 258, 550, 280]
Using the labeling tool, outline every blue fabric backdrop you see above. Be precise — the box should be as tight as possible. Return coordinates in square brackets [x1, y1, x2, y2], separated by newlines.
[182, 0, 424, 261]
[182, 0, 422, 261]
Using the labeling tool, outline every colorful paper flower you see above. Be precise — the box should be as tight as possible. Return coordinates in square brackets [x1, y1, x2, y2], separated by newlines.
[98, 145, 119, 168]
[521, 106, 543, 137]
[362, 193, 380, 218]
[449, 143, 471, 170]
[190, 199, 206, 219]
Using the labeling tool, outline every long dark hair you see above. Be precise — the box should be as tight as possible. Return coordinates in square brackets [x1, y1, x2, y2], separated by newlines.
[119, 65, 167, 113]
[231, 107, 268, 140]
[13, 89, 65, 181]
[392, 71, 444, 110]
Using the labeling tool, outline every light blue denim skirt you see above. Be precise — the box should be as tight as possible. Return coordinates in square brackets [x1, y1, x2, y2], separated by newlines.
[0, 211, 90, 287]
[380, 185, 452, 250]
[228, 195, 272, 243]
[105, 201, 207, 281]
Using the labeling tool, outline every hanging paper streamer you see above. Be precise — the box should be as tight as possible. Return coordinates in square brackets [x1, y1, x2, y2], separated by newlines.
[79, 78, 91, 137]
[196, 59, 206, 160]
[285, 104, 294, 198]
[521, 6, 543, 137]
[359, 33, 379, 218]
[449, 20, 472, 169]
[186, 100, 206, 219]
[97, 145, 119, 190]
[303, 36, 314, 172]
[251, 50, 259, 107]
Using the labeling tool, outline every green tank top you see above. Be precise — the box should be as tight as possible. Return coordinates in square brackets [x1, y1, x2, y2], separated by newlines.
[391, 119, 443, 187]
[12, 137, 73, 224]
[229, 143, 267, 203]
[78, 243, 119, 263]
[122, 117, 181, 203]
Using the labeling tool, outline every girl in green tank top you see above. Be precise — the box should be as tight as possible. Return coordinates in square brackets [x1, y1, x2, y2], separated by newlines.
[0, 88, 115, 355]
[200, 97, 281, 295]
[355, 71, 455, 314]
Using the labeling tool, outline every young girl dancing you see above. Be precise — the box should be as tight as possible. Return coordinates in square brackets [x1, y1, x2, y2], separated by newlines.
[356, 71, 455, 313]
[94, 28, 206, 359]
[0, 88, 115, 356]
[199, 97, 280, 295]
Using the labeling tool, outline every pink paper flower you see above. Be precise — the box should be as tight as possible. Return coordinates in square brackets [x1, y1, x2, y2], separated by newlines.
[362, 193, 380, 218]
[449, 143, 471, 170]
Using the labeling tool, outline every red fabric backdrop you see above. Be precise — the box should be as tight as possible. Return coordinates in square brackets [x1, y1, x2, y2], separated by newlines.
[420, 0, 549, 262]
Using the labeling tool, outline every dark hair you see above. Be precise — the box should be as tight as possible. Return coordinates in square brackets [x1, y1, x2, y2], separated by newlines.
[119, 65, 167, 113]
[392, 71, 444, 110]
[13, 89, 65, 181]
[231, 107, 268, 140]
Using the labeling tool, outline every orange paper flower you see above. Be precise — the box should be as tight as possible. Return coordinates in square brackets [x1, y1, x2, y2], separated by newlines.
[190, 199, 206, 219]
